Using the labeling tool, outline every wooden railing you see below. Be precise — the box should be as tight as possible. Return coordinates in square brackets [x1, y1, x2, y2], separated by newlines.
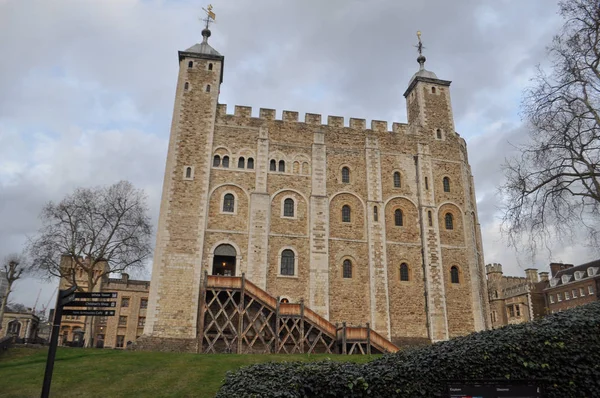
[304, 307, 337, 337]
[370, 329, 399, 353]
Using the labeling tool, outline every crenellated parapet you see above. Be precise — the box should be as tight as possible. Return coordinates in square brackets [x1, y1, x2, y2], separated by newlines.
[215, 104, 408, 133]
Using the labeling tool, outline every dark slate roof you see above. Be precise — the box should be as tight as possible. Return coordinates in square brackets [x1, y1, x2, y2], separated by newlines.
[548, 258, 600, 288]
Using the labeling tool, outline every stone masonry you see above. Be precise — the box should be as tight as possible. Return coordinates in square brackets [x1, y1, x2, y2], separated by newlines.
[143, 28, 490, 349]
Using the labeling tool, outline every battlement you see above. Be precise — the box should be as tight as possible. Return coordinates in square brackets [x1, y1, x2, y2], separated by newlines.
[216, 104, 407, 133]
[486, 263, 503, 274]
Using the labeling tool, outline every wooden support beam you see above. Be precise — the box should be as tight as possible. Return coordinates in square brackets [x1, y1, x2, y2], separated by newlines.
[300, 299, 305, 354]
[275, 296, 280, 353]
[342, 322, 347, 355]
[197, 270, 209, 353]
[366, 322, 371, 355]
[238, 273, 245, 354]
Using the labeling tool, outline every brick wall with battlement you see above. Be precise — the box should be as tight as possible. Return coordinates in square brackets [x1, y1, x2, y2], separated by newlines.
[142, 29, 489, 349]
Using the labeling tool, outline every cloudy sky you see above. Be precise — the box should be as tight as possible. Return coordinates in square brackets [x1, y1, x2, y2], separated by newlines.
[0, 0, 593, 310]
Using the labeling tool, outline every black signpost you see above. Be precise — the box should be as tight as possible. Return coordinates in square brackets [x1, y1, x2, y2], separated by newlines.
[41, 289, 117, 398]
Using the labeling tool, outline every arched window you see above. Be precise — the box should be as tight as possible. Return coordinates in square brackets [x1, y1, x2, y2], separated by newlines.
[188, 61, 193, 68]
[494, 290, 498, 299]
[341, 167, 350, 183]
[280, 250, 295, 276]
[238, 157, 245, 169]
[393, 172, 401, 188]
[342, 205, 351, 222]
[283, 198, 294, 217]
[443, 177, 450, 192]
[293, 161, 300, 174]
[8, 320, 20, 335]
[373, 206, 378, 222]
[400, 263, 409, 281]
[432, 86, 436, 94]
[208, 63, 213, 70]
[278, 160, 285, 172]
[184, 82, 189, 91]
[436, 129, 442, 139]
[445, 213, 454, 230]
[302, 162, 309, 174]
[451, 266, 460, 283]
[185, 167, 192, 179]
[394, 209, 403, 226]
[213, 155, 221, 167]
[247, 158, 254, 169]
[270, 159, 276, 171]
[343, 259, 352, 278]
[206, 84, 211, 93]
[223, 194, 235, 212]
[222, 156, 229, 168]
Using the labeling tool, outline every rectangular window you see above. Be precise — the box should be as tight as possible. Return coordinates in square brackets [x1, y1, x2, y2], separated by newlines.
[565, 291, 570, 300]
[589, 285, 594, 295]
[557, 293, 562, 302]
[425, 177, 429, 190]
[140, 298, 148, 309]
[138, 317, 145, 327]
[515, 304, 521, 317]
[121, 297, 130, 308]
[549, 295, 555, 304]
[116, 335, 125, 348]
[580, 287, 585, 296]
[572, 289, 577, 298]
[508, 305, 515, 317]
[119, 316, 127, 326]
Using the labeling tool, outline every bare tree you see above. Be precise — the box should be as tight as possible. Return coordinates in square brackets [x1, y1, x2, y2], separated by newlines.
[28, 180, 153, 347]
[0, 253, 30, 331]
[501, 0, 600, 255]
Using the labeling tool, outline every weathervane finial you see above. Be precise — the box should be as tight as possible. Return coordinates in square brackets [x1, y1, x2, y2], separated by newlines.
[415, 30, 426, 70]
[199, 4, 216, 42]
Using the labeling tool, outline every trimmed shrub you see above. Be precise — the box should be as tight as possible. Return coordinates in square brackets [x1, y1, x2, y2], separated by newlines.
[216, 302, 600, 397]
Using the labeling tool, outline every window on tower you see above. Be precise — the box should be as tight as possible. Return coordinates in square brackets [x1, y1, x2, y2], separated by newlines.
[283, 198, 294, 217]
[451, 266, 460, 283]
[213, 155, 221, 167]
[445, 213, 454, 230]
[185, 167, 192, 179]
[223, 194, 235, 213]
[247, 158, 254, 169]
[342, 205, 351, 223]
[280, 250, 295, 276]
[443, 177, 450, 192]
[341, 167, 350, 183]
[373, 206, 378, 222]
[278, 160, 285, 172]
[436, 129, 442, 139]
[394, 209, 403, 226]
[238, 157, 245, 169]
[184, 82, 189, 91]
[188, 61, 193, 68]
[393, 172, 401, 188]
[432, 86, 436, 94]
[222, 156, 229, 168]
[206, 84, 211, 93]
[208, 63, 213, 70]
[400, 263, 409, 281]
[343, 259, 352, 278]
[270, 159, 276, 171]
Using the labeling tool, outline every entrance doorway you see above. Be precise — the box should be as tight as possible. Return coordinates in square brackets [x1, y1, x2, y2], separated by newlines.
[212, 244, 237, 276]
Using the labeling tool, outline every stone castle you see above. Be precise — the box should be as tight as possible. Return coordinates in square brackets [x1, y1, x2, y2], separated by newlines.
[143, 25, 490, 349]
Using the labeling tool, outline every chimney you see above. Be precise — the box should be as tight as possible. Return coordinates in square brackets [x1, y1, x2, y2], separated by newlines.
[549, 262, 574, 277]
[121, 273, 129, 283]
[539, 272, 549, 282]
[525, 268, 539, 283]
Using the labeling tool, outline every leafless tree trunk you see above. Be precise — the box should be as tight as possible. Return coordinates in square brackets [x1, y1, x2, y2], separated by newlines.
[0, 254, 29, 332]
[502, 0, 600, 256]
[28, 181, 153, 347]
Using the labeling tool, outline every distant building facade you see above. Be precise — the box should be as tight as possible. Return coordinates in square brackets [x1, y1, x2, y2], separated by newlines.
[486, 263, 548, 328]
[546, 260, 600, 313]
[0, 310, 40, 342]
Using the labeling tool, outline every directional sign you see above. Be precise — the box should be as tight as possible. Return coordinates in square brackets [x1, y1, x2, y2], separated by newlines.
[73, 292, 117, 299]
[62, 309, 115, 316]
[66, 301, 116, 308]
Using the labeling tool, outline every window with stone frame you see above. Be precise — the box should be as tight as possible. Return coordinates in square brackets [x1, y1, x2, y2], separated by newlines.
[515, 304, 521, 317]
[278, 160, 285, 172]
[373, 206, 378, 222]
[222, 156, 230, 168]
[188, 61, 193, 68]
[565, 291, 571, 300]
[508, 305, 515, 318]
[589, 285, 594, 295]
[394, 209, 403, 226]
[185, 167, 192, 179]
[247, 158, 254, 169]
[118, 316, 127, 326]
[280, 250, 295, 276]
[443, 177, 450, 192]
[400, 263, 409, 281]
[223, 193, 235, 213]
[7, 320, 20, 334]
[238, 157, 245, 168]
[140, 298, 148, 309]
[270, 159, 276, 171]
[580, 287, 585, 296]
[343, 259, 352, 278]
[436, 129, 442, 139]
[341, 167, 350, 183]
[116, 335, 125, 348]
[213, 155, 221, 167]
[450, 266, 459, 283]
[428, 211, 432, 227]
[283, 198, 294, 217]
[393, 171, 401, 188]
[342, 205, 351, 222]
[138, 317, 146, 327]
[445, 213, 454, 230]
[557, 292, 563, 301]
[121, 297, 130, 308]
[572, 289, 577, 298]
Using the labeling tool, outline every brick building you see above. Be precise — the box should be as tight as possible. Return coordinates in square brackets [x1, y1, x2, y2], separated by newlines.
[142, 26, 490, 349]
[546, 260, 600, 313]
[486, 263, 547, 328]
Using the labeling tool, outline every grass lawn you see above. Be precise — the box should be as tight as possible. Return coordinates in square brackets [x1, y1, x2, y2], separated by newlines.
[0, 347, 378, 398]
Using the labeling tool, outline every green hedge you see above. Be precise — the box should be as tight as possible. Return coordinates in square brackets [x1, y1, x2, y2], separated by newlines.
[216, 302, 600, 397]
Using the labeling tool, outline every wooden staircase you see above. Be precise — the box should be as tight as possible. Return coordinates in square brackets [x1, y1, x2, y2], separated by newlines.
[198, 273, 399, 354]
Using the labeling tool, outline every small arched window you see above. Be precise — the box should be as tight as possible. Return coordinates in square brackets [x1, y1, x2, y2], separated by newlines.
[302, 162, 309, 174]
[238, 157, 245, 169]
[445, 213, 454, 230]
[342, 205, 351, 223]
[213, 155, 221, 167]
[400, 263, 409, 281]
[278, 160, 285, 172]
[436, 129, 442, 139]
[185, 167, 192, 179]
[280, 250, 295, 276]
[494, 290, 499, 299]
[428, 210, 433, 227]
[443, 177, 450, 192]
[188, 61, 193, 68]
[432, 86, 436, 94]
[223, 194, 235, 213]
[373, 206, 378, 222]
[247, 158, 254, 169]
[293, 161, 300, 174]
[208, 63, 213, 70]
[184, 82, 189, 91]
[343, 259, 352, 278]
[206, 85, 211, 93]
[394, 209, 403, 226]
[222, 156, 230, 168]
[451, 266, 460, 284]
[283, 198, 294, 217]
[341, 167, 350, 183]
[270, 159, 276, 171]
[393, 172, 401, 188]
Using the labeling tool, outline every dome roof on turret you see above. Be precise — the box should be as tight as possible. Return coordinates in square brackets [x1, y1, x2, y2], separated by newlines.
[183, 28, 221, 56]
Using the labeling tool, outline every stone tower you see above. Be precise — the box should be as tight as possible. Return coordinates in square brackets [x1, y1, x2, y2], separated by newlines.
[143, 28, 490, 350]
